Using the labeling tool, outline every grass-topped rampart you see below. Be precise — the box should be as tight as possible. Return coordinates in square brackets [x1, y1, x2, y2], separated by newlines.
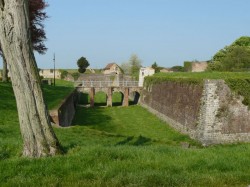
[145, 72, 250, 107]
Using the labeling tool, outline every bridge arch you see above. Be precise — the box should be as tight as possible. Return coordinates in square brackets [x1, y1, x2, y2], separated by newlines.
[130, 91, 140, 105]
[112, 91, 124, 106]
[94, 91, 107, 106]
[129, 88, 142, 105]
[78, 92, 90, 105]
[76, 80, 142, 107]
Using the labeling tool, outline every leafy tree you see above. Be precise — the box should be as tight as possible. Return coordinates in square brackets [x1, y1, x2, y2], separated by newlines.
[0, 0, 61, 157]
[232, 36, 250, 47]
[220, 46, 250, 71]
[77, 57, 90, 73]
[1, 0, 48, 82]
[171, 66, 185, 72]
[120, 62, 131, 75]
[72, 72, 80, 81]
[60, 70, 69, 79]
[151, 62, 163, 73]
[208, 36, 250, 71]
[129, 54, 142, 80]
[184, 61, 192, 72]
[29, 0, 48, 54]
[151, 62, 158, 69]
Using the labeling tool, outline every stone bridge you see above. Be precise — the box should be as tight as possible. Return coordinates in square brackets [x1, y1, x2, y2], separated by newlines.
[75, 81, 143, 107]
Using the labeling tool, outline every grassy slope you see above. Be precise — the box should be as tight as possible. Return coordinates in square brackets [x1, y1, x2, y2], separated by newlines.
[43, 79, 74, 109]
[0, 80, 250, 186]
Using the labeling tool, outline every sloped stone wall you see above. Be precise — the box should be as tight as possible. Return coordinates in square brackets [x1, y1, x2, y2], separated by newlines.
[140, 80, 250, 145]
[49, 89, 78, 127]
[141, 81, 203, 131]
[196, 80, 250, 145]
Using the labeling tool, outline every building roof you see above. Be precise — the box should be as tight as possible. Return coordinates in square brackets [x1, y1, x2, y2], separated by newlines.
[104, 63, 117, 70]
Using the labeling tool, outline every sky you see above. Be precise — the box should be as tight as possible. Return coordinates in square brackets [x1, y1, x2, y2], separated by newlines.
[2, 0, 250, 69]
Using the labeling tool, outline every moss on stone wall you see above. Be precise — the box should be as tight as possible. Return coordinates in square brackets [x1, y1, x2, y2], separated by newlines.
[225, 79, 250, 108]
[144, 72, 250, 108]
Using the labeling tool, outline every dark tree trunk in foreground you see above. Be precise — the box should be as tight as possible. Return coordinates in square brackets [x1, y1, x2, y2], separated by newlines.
[0, 0, 61, 157]
[2, 55, 8, 82]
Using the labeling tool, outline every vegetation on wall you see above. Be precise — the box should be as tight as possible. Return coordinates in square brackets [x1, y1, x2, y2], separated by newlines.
[225, 78, 250, 108]
[144, 72, 250, 107]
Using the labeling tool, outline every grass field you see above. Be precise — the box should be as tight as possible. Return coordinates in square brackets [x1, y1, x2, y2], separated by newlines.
[1, 79, 250, 186]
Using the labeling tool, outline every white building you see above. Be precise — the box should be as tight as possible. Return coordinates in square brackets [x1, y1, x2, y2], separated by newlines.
[39, 69, 61, 79]
[139, 67, 155, 87]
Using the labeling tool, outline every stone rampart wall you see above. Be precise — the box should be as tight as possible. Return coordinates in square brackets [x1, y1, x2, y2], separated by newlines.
[140, 80, 250, 145]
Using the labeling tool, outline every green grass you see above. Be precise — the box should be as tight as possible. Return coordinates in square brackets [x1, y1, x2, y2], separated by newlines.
[1, 81, 250, 186]
[42, 79, 75, 109]
[79, 92, 124, 106]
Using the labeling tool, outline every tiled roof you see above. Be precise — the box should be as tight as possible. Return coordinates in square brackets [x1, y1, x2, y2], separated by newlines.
[104, 63, 117, 70]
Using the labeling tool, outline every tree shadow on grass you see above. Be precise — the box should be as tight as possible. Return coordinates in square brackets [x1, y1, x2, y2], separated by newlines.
[78, 93, 89, 105]
[116, 135, 152, 146]
[112, 102, 123, 106]
[133, 135, 152, 146]
[94, 102, 107, 107]
[71, 106, 116, 133]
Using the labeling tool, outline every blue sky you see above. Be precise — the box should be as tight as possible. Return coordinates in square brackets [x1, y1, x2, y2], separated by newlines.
[2, 0, 250, 69]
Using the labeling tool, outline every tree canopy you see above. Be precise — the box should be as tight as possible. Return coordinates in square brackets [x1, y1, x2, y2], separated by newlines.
[120, 54, 142, 79]
[77, 57, 90, 73]
[151, 62, 163, 73]
[129, 54, 142, 77]
[29, 0, 48, 54]
[1, 0, 48, 82]
[208, 36, 250, 71]
[0, 0, 48, 55]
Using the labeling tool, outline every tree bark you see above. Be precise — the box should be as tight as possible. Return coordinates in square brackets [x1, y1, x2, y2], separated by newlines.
[2, 55, 8, 82]
[0, 0, 61, 157]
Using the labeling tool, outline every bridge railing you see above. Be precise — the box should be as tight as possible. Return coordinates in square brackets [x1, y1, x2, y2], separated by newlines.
[74, 81, 140, 88]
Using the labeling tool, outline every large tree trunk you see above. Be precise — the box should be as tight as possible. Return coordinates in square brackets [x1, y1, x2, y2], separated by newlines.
[0, 0, 61, 157]
[2, 55, 8, 82]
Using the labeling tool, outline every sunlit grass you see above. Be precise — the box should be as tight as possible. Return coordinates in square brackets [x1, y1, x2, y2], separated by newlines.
[43, 79, 74, 109]
[1, 81, 250, 186]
